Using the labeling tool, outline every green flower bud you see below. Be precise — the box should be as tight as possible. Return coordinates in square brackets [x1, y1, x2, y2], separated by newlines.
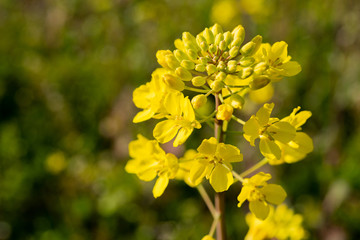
[254, 62, 268, 75]
[251, 35, 262, 54]
[165, 54, 180, 69]
[163, 74, 185, 91]
[240, 42, 256, 56]
[222, 51, 229, 59]
[231, 25, 245, 47]
[181, 60, 195, 70]
[196, 34, 207, 46]
[175, 67, 192, 81]
[210, 80, 224, 92]
[192, 76, 206, 87]
[214, 33, 224, 46]
[209, 44, 217, 54]
[200, 41, 209, 52]
[227, 60, 237, 73]
[211, 23, 223, 36]
[187, 49, 198, 61]
[216, 71, 227, 81]
[249, 75, 271, 90]
[156, 50, 172, 69]
[191, 94, 207, 109]
[229, 94, 245, 109]
[217, 61, 226, 71]
[239, 67, 253, 79]
[182, 32, 198, 51]
[239, 57, 255, 67]
[199, 57, 208, 64]
[195, 64, 206, 72]
[204, 28, 215, 44]
[229, 46, 240, 58]
[174, 49, 189, 62]
[206, 64, 217, 75]
[223, 31, 233, 46]
[219, 40, 227, 51]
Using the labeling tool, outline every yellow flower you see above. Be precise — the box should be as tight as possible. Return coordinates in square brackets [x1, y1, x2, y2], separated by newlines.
[245, 204, 307, 240]
[175, 149, 200, 187]
[132, 68, 171, 123]
[125, 134, 179, 198]
[243, 103, 296, 161]
[270, 107, 313, 165]
[201, 235, 215, 240]
[189, 137, 243, 192]
[153, 92, 201, 147]
[237, 172, 287, 220]
[254, 41, 301, 81]
[216, 103, 233, 121]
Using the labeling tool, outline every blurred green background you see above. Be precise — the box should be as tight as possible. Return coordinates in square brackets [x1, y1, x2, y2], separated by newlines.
[1, 0, 360, 239]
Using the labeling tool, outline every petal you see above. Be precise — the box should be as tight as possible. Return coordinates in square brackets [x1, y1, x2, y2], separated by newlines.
[209, 164, 233, 192]
[133, 108, 155, 123]
[249, 200, 270, 220]
[262, 184, 287, 205]
[153, 176, 169, 198]
[270, 41, 288, 60]
[256, 103, 274, 126]
[153, 120, 180, 143]
[243, 116, 261, 146]
[197, 137, 218, 155]
[217, 143, 243, 162]
[268, 121, 296, 143]
[249, 172, 272, 185]
[164, 92, 183, 116]
[189, 161, 207, 185]
[183, 97, 195, 121]
[237, 186, 251, 207]
[260, 138, 282, 160]
[280, 61, 301, 76]
[173, 127, 193, 147]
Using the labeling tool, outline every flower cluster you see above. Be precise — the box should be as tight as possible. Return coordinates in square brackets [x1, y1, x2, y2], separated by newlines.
[126, 23, 312, 239]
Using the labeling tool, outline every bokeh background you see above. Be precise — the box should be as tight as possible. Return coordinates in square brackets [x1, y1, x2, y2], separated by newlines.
[1, 0, 360, 239]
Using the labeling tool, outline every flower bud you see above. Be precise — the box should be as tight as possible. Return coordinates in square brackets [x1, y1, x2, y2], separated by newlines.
[216, 104, 233, 121]
[182, 32, 198, 51]
[231, 25, 245, 47]
[223, 31, 233, 46]
[200, 41, 209, 52]
[240, 42, 256, 56]
[163, 74, 185, 91]
[203, 28, 215, 44]
[215, 71, 226, 81]
[254, 62, 268, 75]
[181, 60, 195, 70]
[211, 23, 223, 36]
[219, 40, 227, 51]
[210, 80, 224, 92]
[196, 34, 207, 46]
[156, 50, 172, 68]
[227, 60, 237, 72]
[239, 67, 253, 79]
[165, 54, 180, 69]
[251, 35, 262, 54]
[217, 61, 226, 71]
[214, 33, 224, 46]
[249, 76, 271, 90]
[174, 49, 189, 62]
[239, 57, 255, 67]
[229, 94, 245, 109]
[199, 57, 208, 64]
[209, 44, 217, 54]
[206, 64, 217, 75]
[191, 94, 207, 109]
[175, 67, 192, 81]
[195, 64, 206, 72]
[229, 46, 240, 58]
[192, 76, 206, 87]
[187, 49, 198, 61]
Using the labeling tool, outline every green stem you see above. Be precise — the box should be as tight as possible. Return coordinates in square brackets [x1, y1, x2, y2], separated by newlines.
[231, 170, 245, 182]
[231, 115, 246, 125]
[240, 158, 269, 178]
[197, 184, 218, 218]
[184, 86, 209, 93]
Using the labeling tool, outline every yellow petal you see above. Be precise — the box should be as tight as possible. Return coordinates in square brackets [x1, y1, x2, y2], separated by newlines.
[243, 116, 261, 146]
[249, 172, 272, 185]
[280, 61, 301, 76]
[183, 96, 195, 121]
[153, 175, 169, 198]
[249, 200, 270, 220]
[209, 164, 233, 192]
[270, 41, 288, 60]
[153, 120, 180, 143]
[262, 184, 287, 205]
[173, 127, 192, 147]
[133, 108, 154, 123]
[256, 103, 274, 126]
[164, 92, 183, 116]
[197, 137, 218, 155]
[237, 186, 251, 207]
[217, 143, 243, 162]
[268, 121, 296, 143]
[260, 138, 281, 160]
[189, 162, 207, 185]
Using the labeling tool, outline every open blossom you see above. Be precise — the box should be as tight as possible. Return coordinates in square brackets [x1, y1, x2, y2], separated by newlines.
[125, 134, 179, 198]
[237, 172, 287, 220]
[243, 103, 296, 161]
[189, 137, 243, 192]
[153, 92, 201, 147]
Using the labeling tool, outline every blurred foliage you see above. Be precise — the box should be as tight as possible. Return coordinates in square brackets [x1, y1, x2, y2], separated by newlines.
[0, 0, 360, 239]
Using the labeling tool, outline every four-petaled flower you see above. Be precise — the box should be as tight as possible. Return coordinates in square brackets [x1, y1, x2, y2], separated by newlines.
[190, 137, 243, 192]
[125, 134, 179, 198]
[237, 172, 287, 220]
[153, 92, 201, 147]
